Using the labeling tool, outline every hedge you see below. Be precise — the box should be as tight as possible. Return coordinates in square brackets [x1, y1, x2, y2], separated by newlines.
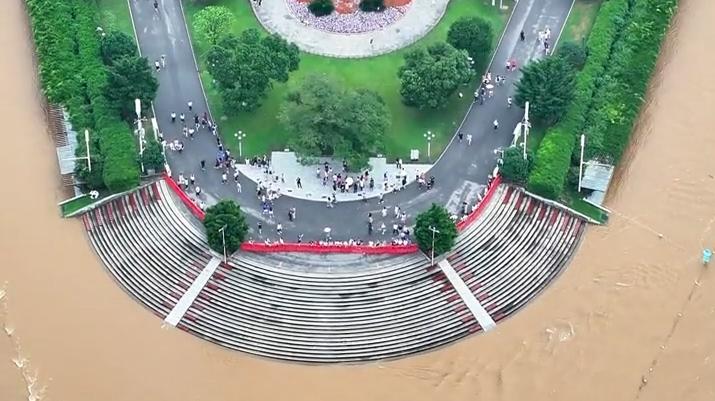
[527, 0, 632, 198]
[585, 0, 677, 162]
[26, 0, 140, 191]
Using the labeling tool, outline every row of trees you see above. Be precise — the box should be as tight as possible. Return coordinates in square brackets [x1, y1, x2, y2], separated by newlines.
[524, 0, 676, 199]
[26, 0, 157, 191]
[398, 16, 493, 110]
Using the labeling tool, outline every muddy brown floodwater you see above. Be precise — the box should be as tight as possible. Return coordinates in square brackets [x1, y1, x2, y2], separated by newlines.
[2, 0, 715, 399]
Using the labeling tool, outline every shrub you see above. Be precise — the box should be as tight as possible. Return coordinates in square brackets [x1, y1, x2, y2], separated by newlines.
[558, 41, 587, 70]
[203, 200, 249, 255]
[359, 0, 384, 12]
[527, 0, 631, 198]
[500, 147, 533, 185]
[26, 0, 143, 192]
[414, 204, 458, 258]
[308, 0, 334, 17]
[141, 138, 166, 173]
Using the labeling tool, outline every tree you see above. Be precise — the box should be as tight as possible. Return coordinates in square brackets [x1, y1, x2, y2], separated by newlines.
[398, 42, 472, 109]
[500, 146, 533, 184]
[558, 41, 587, 70]
[514, 56, 576, 125]
[105, 56, 159, 121]
[447, 16, 493, 69]
[414, 204, 458, 257]
[100, 31, 137, 65]
[141, 139, 165, 173]
[203, 200, 249, 255]
[192, 6, 236, 46]
[206, 29, 300, 112]
[279, 75, 390, 170]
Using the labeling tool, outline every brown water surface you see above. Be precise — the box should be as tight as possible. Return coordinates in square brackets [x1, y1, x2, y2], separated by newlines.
[1, 0, 714, 400]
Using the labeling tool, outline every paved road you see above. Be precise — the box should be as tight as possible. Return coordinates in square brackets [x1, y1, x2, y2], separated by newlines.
[128, 0, 573, 243]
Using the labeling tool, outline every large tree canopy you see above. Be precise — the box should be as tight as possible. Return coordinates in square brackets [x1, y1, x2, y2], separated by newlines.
[192, 6, 236, 46]
[414, 204, 458, 257]
[206, 29, 300, 112]
[515, 56, 576, 125]
[105, 55, 158, 122]
[100, 31, 137, 65]
[447, 16, 494, 69]
[398, 42, 472, 109]
[203, 200, 249, 255]
[279, 74, 391, 170]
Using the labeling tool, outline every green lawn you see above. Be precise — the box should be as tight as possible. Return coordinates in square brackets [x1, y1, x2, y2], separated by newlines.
[96, 0, 135, 37]
[182, 0, 508, 161]
[559, 0, 602, 46]
[60, 195, 94, 217]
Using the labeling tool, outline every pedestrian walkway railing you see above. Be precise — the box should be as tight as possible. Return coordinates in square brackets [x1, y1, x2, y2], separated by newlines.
[163, 173, 205, 220]
[456, 175, 502, 231]
[240, 241, 419, 254]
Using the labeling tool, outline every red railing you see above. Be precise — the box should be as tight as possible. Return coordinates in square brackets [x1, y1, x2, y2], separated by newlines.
[241, 242, 419, 254]
[162, 173, 206, 220]
[456, 175, 502, 232]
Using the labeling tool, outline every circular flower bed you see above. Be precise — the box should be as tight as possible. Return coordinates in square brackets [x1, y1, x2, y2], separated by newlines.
[288, 0, 412, 34]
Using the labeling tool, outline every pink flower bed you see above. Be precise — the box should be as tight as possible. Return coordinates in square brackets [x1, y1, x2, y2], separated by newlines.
[287, 0, 411, 34]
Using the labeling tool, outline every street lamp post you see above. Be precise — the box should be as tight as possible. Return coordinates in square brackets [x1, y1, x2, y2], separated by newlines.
[428, 225, 440, 266]
[235, 130, 247, 159]
[218, 225, 227, 264]
[423, 131, 436, 160]
[522, 101, 531, 161]
[578, 134, 586, 192]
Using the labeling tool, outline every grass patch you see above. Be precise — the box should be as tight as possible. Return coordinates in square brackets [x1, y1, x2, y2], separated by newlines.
[95, 0, 135, 37]
[559, 0, 602, 46]
[182, 0, 508, 161]
[60, 195, 95, 217]
[563, 189, 608, 223]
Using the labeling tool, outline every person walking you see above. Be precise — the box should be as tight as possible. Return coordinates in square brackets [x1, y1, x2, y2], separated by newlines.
[200, 160, 206, 171]
[154, 60, 160, 72]
[296, 177, 302, 189]
[153, 0, 159, 13]
[221, 172, 227, 184]
[170, 112, 176, 122]
[381, 206, 387, 218]
[236, 181, 242, 193]
[160, 54, 166, 68]
[257, 222, 262, 235]
[507, 96, 513, 108]
[179, 113, 185, 123]
[187, 101, 193, 111]
[276, 223, 283, 236]
[520, 30, 525, 41]
[493, 119, 499, 130]
[189, 174, 195, 186]
[458, 132, 463, 143]
[467, 133, 473, 146]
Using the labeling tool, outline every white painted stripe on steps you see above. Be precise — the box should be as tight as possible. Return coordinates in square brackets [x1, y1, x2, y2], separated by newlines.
[438, 259, 496, 331]
[164, 257, 222, 327]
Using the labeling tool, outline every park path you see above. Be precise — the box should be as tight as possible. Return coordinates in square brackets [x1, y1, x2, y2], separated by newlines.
[127, 0, 573, 243]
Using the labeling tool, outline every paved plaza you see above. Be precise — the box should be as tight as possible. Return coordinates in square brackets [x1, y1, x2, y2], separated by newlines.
[237, 151, 433, 201]
[129, 0, 574, 242]
[251, 0, 450, 57]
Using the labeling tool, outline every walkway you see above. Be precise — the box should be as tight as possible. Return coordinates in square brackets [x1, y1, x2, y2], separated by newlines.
[128, 0, 574, 243]
[164, 257, 222, 326]
[438, 259, 496, 331]
[251, 0, 449, 58]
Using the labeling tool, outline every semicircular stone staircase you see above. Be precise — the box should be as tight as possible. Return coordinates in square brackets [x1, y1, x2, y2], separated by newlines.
[82, 180, 585, 363]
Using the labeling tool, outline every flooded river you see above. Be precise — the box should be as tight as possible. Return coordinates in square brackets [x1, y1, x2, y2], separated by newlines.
[1, 0, 714, 399]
